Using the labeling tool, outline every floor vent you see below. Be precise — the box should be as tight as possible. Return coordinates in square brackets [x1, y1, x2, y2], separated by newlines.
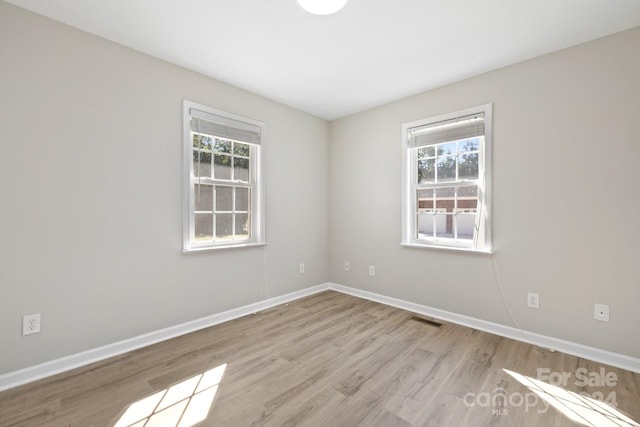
[409, 316, 443, 328]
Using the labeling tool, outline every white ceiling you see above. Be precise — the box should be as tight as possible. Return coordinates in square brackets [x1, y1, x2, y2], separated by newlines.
[6, 0, 640, 120]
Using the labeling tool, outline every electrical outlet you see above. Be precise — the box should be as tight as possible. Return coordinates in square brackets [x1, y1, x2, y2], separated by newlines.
[594, 304, 610, 322]
[299, 263, 305, 274]
[23, 313, 41, 336]
[368, 265, 375, 276]
[527, 293, 539, 309]
[344, 261, 350, 272]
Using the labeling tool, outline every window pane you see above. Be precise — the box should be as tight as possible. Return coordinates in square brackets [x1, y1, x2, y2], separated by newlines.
[193, 151, 212, 178]
[235, 213, 250, 239]
[459, 138, 479, 153]
[418, 158, 435, 183]
[418, 146, 435, 159]
[194, 184, 213, 212]
[438, 142, 457, 156]
[214, 154, 232, 180]
[233, 142, 250, 157]
[417, 189, 434, 211]
[435, 187, 455, 210]
[418, 188, 435, 198]
[192, 134, 212, 151]
[215, 214, 232, 240]
[455, 214, 476, 240]
[455, 186, 478, 240]
[236, 187, 250, 212]
[458, 152, 479, 180]
[215, 186, 232, 212]
[213, 139, 231, 153]
[194, 214, 213, 241]
[417, 213, 434, 239]
[436, 156, 456, 182]
[435, 213, 453, 238]
[458, 185, 479, 210]
[234, 158, 249, 182]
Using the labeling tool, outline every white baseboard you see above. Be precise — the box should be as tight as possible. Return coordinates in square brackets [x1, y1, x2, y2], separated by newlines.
[327, 283, 640, 374]
[2, 281, 638, 392]
[0, 283, 330, 392]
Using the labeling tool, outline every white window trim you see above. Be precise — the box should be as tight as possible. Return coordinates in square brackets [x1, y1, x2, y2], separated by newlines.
[182, 100, 266, 253]
[401, 103, 493, 254]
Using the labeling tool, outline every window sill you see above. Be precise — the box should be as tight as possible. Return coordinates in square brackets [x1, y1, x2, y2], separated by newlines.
[183, 242, 267, 254]
[400, 242, 493, 255]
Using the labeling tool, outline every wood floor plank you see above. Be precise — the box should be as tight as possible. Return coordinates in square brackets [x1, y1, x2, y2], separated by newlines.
[1, 290, 638, 426]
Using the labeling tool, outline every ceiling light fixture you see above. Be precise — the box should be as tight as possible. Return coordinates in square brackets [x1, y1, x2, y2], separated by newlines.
[297, 0, 348, 15]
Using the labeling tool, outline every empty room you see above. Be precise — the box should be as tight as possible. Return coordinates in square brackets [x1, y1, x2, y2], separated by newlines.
[1, 0, 639, 426]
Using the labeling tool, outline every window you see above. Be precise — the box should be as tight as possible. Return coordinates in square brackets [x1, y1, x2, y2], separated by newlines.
[183, 101, 265, 252]
[402, 104, 492, 252]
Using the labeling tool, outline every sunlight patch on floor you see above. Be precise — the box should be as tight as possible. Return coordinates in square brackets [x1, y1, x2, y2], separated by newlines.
[114, 363, 227, 427]
[504, 369, 639, 427]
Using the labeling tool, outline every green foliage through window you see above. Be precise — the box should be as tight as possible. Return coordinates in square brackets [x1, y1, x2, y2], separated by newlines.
[417, 138, 479, 183]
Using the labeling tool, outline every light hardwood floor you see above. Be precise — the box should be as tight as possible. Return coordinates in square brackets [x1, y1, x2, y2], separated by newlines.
[1, 291, 639, 426]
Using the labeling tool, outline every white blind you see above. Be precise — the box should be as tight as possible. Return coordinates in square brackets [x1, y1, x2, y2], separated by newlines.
[190, 108, 261, 145]
[409, 112, 485, 148]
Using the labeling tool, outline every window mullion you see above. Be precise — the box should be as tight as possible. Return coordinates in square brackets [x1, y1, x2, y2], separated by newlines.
[232, 184, 236, 240]
[250, 145, 257, 241]
[193, 178, 251, 188]
[212, 185, 217, 242]
[434, 150, 439, 183]
[409, 148, 416, 241]
[416, 180, 479, 190]
[455, 141, 459, 182]
[431, 185, 436, 239]
[230, 141, 235, 182]
[454, 186, 458, 240]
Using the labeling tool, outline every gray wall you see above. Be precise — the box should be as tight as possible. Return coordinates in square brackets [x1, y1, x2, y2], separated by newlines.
[1, 1, 639, 376]
[329, 26, 640, 358]
[0, 2, 329, 374]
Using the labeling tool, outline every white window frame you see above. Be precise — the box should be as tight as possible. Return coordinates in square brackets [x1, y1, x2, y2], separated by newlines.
[182, 100, 266, 252]
[401, 104, 493, 253]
